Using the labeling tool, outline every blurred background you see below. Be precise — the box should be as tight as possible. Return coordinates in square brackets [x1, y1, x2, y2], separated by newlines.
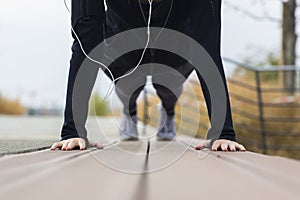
[1, 0, 299, 159]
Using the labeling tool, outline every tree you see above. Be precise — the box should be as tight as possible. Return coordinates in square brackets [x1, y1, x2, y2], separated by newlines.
[224, 0, 298, 92]
[281, 0, 297, 92]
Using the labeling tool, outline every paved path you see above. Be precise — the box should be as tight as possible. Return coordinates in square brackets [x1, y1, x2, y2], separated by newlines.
[0, 116, 122, 154]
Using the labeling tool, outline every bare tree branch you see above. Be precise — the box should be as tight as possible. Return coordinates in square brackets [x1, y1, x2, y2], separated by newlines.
[224, 0, 281, 23]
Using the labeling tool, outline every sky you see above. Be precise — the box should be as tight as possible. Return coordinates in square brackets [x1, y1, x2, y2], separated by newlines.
[0, 0, 285, 109]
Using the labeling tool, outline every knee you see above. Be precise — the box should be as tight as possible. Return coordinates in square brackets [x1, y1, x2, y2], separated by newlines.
[115, 76, 146, 99]
[153, 83, 183, 99]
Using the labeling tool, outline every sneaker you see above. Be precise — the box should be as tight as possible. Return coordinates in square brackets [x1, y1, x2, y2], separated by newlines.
[157, 109, 176, 141]
[119, 114, 139, 141]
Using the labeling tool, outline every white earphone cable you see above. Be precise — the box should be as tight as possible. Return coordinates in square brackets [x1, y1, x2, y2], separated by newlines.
[63, 0, 153, 100]
[63, 0, 115, 82]
[113, 0, 153, 82]
[104, 0, 153, 99]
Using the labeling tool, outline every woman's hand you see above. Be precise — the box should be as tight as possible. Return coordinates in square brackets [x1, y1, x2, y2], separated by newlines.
[195, 139, 246, 151]
[51, 138, 103, 151]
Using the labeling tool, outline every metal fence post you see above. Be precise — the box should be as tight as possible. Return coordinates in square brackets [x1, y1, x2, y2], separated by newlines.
[142, 88, 149, 136]
[255, 70, 267, 154]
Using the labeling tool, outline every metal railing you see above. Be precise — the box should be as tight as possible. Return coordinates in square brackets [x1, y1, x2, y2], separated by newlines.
[141, 57, 300, 158]
[223, 57, 300, 155]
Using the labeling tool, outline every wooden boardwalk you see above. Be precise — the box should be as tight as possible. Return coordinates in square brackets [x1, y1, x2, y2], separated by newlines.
[0, 138, 300, 200]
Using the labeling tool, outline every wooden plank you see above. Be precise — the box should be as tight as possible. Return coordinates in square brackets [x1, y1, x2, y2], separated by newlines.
[0, 140, 300, 200]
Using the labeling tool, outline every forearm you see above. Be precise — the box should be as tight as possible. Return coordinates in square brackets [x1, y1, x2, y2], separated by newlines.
[61, 0, 105, 143]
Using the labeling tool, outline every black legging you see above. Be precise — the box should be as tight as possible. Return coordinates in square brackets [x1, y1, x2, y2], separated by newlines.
[104, 0, 192, 117]
[61, 0, 236, 143]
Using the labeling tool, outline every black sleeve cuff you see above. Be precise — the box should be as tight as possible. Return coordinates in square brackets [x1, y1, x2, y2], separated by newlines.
[208, 132, 236, 148]
[61, 132, 89, 149]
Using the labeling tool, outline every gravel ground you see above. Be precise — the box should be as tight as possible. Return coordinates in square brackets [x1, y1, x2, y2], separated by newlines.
[0, 115, 122, 155]
[0, 115, 60, 155]
[0, 139, 56, 155]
